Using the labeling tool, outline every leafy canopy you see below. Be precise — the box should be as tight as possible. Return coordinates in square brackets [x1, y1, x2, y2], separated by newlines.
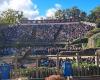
[0, 9, 23, 24]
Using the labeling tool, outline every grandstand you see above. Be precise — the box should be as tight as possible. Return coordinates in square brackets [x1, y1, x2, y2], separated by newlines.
[1, 19, 100, 80]
[0, 19, 96, 65]
[0, 21, 96, 53]
[0, 20, 95, 56]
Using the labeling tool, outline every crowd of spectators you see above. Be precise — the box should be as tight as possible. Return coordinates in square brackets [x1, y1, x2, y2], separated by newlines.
[57, 23, 94, 42]
[1, 25, 33, 42]
[1, 22, 94, 43]
[0, 21, 95, 56]
[35, 24, 60, 41]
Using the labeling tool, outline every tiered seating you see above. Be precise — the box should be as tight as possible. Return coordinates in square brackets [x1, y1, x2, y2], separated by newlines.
[0, 21, 95, 56]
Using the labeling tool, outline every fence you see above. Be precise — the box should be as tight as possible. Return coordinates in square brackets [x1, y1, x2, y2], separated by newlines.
[10, 67, 58, 79]
[9, 49, 100, 79]
[10, 66, 100, 79]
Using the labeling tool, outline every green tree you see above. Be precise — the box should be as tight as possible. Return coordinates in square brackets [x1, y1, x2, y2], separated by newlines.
[94, 6, 100, 23]
[55, 10, 63, 19]
[88, 6, 100, 23]
[70, 6, 81, 19]
[54, 6, 86, 20]
[0, 9, 23, 24]
[63, 9, 71, 19]
[92, 6, 100, 18]
[87, 13, 96, 22]
[80, 12, 87, 21]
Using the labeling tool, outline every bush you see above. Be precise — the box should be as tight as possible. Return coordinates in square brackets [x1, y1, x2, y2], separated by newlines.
[86, 28, 100, 37]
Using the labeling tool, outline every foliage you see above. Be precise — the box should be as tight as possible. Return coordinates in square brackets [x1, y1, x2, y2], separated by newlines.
[80, 12, 87, 21]
[0, 9, 23, 24]
[86, 31, 100, 48]
[11, 63, 97, 78]
[95, 38, 100, 47]
[96, 18, 100, 23]
[11, 67, 57, 78]
[87, 6, 100, 23]
[93, 33, 100, 47]
[87, 12, 96, 22]
[54, 6, 87, 21]
[86, 28, 100, 37]
[70, 6, 81, 19]
[82, 43, 87, 48]
[55, 10, 64, 19]
[71, 38, 88, 44]
[54, 6, 100, 23]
